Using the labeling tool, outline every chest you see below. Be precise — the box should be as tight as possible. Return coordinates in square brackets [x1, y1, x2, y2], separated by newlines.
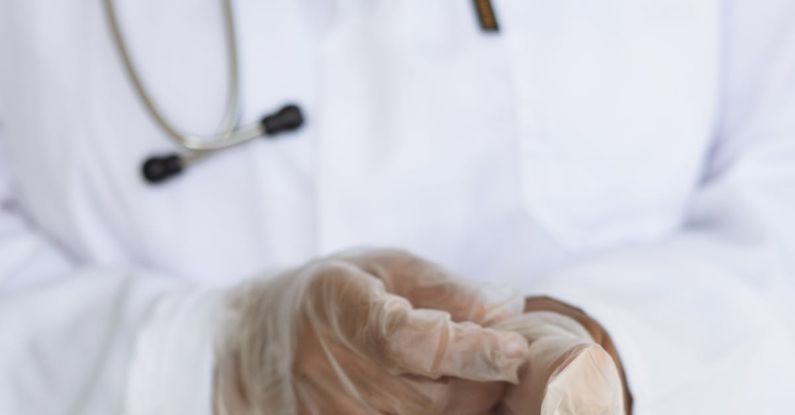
[2, 0, 719, 281]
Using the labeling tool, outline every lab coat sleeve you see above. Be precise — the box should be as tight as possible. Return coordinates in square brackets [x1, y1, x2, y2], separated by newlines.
[0, 137, 220, 414]
[521, 1, 795, 414]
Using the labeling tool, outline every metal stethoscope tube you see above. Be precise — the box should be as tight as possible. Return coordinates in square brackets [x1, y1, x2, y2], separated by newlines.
[102, 0, 304, 183]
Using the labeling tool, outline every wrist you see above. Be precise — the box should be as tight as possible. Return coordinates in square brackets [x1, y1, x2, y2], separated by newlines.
[215, 271, 308, 415]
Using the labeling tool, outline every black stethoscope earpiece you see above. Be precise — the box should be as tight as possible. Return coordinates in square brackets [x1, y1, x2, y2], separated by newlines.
[142, 154, 183, 184]
[141, 104, 304, 184]
[104, 0, 306, 185]
[261, 104, 304, 135]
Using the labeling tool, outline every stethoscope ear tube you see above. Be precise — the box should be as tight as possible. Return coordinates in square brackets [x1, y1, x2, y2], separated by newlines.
[104, 0, 307, 184]
[141, 104, 305, 184]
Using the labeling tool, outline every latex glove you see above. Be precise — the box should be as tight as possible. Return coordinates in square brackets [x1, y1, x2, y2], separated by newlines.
[214, 249, 529, 415]
[493, 311, 625, 415]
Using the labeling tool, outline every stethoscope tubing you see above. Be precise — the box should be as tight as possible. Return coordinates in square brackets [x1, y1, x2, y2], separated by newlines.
[102, 0, 265, 152]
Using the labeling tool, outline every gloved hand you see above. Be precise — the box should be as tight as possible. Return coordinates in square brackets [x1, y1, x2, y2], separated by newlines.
[492, 311, 625, 415]
[214, 249, 530, 415]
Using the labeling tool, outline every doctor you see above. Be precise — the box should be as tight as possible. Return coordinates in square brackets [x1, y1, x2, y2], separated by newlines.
[1, 0, 795, 414]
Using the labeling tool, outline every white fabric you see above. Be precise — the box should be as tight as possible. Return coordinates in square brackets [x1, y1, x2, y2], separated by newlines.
[125, 288, 219, 415]
[0, 270, 215, 414]
[0, 0, 793, 414]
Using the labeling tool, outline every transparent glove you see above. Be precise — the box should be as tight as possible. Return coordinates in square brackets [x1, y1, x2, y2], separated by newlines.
[215, 249, 529, 415]
[493, 311, 625, 415]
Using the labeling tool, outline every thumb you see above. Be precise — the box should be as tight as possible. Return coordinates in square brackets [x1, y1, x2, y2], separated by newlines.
[493, 312, 624, 415]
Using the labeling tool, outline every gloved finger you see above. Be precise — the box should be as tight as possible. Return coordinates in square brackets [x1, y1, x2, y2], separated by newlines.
[496, 311, 592, 341]
[303, 260, 528, 383]
[493, 313, 624, 415]
[297, 306, 506, 415]
[543, 343, 624, 415]
[497, 340, 624, 415]
[384, 308, 528, 382]
[335, 248, 523, 324]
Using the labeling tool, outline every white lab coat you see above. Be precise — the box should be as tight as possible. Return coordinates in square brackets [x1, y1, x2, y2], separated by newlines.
[1, 0, 794, 413]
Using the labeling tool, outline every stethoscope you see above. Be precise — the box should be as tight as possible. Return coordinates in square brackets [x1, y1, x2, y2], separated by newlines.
[102, 0, 305, 184]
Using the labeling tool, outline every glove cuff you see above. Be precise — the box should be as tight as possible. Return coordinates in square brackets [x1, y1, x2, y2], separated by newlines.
[215, 270, 310, 415]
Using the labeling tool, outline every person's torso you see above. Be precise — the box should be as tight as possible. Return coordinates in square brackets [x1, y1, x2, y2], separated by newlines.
[0, 0, 719, 285]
